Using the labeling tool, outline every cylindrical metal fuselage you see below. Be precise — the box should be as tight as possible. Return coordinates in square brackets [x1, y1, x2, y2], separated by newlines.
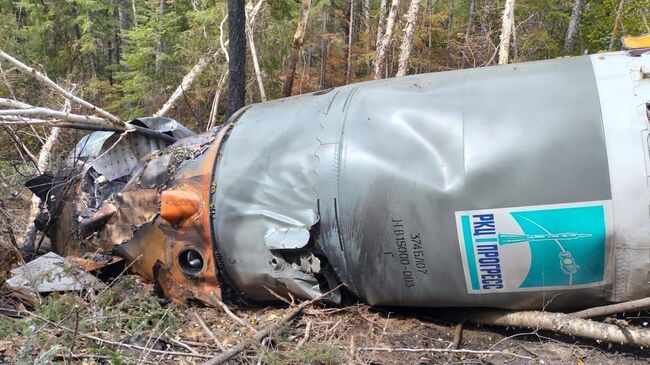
[209, 52, 650, 309]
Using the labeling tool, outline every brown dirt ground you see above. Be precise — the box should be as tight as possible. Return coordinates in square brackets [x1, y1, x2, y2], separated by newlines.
[0, 272, 649, 364]
[173, 303, 650, 365]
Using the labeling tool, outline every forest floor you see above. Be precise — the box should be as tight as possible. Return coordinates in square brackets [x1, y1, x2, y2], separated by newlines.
[1, 196, 649, 364]
[1, 271, 649, 365]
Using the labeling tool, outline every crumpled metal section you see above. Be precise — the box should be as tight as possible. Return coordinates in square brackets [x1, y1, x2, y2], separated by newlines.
[78, 127, 227, 305]
[39, 118, 228, 305]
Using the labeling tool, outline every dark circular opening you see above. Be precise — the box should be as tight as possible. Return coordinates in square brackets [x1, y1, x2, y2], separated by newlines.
[178, 249, 204, 274]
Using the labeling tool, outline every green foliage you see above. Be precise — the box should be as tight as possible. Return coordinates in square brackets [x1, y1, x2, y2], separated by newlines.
[4, 276, 180, 363]
[93, 276, 180, 333]
[261, 342, 343, 365]
[0, 316, 29, 339]
[36, 292, 81, 323]
[0, 0, 648, 131]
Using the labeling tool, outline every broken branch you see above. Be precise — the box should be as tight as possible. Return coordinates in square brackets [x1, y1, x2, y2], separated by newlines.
[192, 312, 227, 352]
[201, 290, 336, 365]
[569, 297, 650, 319]
[0, 50, 124, 128]
[0, 107, 115, 127]
[466, 309, 650, 348]
[296, 320, 311, 349]
[354, 347, 533, 360]
[0, 99, 176, 142]
[211, 294, 257, 332]
[0, 97, 31, 109]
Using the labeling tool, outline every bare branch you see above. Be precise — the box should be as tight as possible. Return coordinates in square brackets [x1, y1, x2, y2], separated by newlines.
[246, 0, 267, 101]
[201, 288, 339, 365]
[206, 70, 227, 130]
[354, 347, 532, 360]
[248, 0, 265, 23]
[0, 97, 32, 109]
[3, 125, 38, 165]
[569, 297, 650, 319]
[0, 108, 113, 127]
[220, 15, 230, 64]
[0, 50, 125, 128]
[467, 309, 650, 348]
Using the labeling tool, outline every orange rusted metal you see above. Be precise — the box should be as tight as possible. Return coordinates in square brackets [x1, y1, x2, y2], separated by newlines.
[45, 124, 233, 306]
[160, 190, 201, 225]
[67, 256, 123, 272]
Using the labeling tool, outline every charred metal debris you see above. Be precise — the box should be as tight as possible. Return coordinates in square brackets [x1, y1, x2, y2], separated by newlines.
[27, 115, 340, 307]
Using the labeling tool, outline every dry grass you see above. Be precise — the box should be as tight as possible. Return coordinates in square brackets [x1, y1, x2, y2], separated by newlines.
[1, 275, 650, 364]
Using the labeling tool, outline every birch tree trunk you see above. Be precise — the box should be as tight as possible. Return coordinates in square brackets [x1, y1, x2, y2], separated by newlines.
[608, 0, 625, 51]
[23, 99, 70, 254]
[282, 0, 311, 97]
[375, 0, 388, 49]
[563, 0, 585, 53]
[319, 2, 329, 89]
[207, 70, 228, 130]
[444, 0, 454, 68]
[346, 0, 354, 84]
[131, 0, 137, 26]
[362, 0, 370, 32]
[373, 0, 401, 80]
[155, 0, 166, 75]
[246, 0, 267, 102]
[460, 0, 476, 68]
[155, 55, 212, 117]
[396, 0, 422, 77]
[498, 0, 516, 65]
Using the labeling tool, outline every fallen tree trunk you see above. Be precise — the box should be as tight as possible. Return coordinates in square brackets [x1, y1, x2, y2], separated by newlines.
[0, 50, 124, 128]
[23, 98, 68, 255]
[0, 118, 176, 142]
[0, 98, 32, 109]
[570, 297, 650, 319]
[154, 54, 218, 117]
[466, 309, 650, 348]
[0, 116, 120, 132]
[0, 107, 116, 127]
[0, 99, 176, 142]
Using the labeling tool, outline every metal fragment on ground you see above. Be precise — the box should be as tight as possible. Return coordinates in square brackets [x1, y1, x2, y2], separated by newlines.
[7, 252, 105, 292]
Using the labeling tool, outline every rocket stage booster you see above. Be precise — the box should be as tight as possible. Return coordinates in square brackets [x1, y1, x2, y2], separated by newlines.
[32, 50, 650, 310]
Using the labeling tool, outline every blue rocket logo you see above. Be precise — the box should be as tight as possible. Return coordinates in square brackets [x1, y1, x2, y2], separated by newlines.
[505, 206, 606, 288]
[498, 232, 592, 244]
[497, 232, 589, 277]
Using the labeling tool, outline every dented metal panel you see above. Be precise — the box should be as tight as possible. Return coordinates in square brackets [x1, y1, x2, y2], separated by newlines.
[210, 55, 615, 309]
